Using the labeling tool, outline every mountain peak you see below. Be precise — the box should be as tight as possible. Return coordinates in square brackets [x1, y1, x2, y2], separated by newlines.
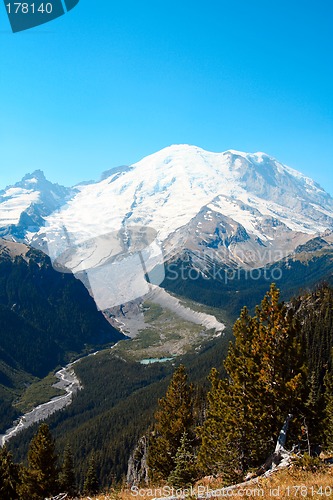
[145, 144, 206, 158]
[1, 145, 332, 258]
[21, 169, 46, 183]
[100, 165, 131, 181]
[0, 170, 76, 239]
[162, 143, 202, 151]
[225, 149, 273, 162]
[225, 149, 248, 157]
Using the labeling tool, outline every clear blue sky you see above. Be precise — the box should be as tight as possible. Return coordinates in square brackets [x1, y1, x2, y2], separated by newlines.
[1, 0, 332, 193]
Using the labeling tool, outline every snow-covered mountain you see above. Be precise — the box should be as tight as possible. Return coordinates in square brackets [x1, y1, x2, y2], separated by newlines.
[0, 170, 76, 240]
[1, 145, 333, 307]
[30, 145, 333, 266]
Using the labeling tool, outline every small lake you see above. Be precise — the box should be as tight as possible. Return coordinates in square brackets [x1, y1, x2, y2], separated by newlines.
[140, 357, 174, 365]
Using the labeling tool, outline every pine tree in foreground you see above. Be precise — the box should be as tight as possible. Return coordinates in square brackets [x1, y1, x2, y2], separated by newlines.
[83, 454, 99, 496]
[59, 444, 77, 497]
[168, 431, 198, 489]
[0, 446, 20, 500]
[20, 423, 59, 500]
[197, 367, 243, 484]
[147, 364, 194, 481]
[198, 284, 305, 482]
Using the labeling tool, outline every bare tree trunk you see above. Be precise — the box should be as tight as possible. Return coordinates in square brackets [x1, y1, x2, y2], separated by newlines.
[302, 417, 311, 455]
[253, 413, 293, 478]
[275, 413, 293, 453]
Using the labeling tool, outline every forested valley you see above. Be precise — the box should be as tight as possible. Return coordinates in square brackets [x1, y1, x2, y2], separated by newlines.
[2, 283, 333, 498]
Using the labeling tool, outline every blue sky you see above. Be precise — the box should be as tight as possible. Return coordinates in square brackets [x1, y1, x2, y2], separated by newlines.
[1, 0, 332, 194]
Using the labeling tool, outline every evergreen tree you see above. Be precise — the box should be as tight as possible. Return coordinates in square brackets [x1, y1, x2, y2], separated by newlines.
[59, 444, 77, 497]
[21, 423, 59, 499]
[197, 307, 262, 482]
[0, 446, 20, 500]
[168, 431, 197, 488]
[292, 283, 333, 447]
[303, 371, 324, 452]
[248, 284, 305, 453]
[197, 367, 243, 483]
[148, 364, 194, 481]
[324, 369, 333, 452]
[83, 454, 99, 496]
[198, 285, 305, 481]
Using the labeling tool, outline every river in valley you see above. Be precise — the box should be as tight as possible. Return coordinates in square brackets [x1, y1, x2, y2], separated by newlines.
[0, 356, 85, 446]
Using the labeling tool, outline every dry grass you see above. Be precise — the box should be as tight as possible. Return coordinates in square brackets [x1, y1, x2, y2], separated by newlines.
[241, 466, 333, 498]
[78, 465, 333, 499]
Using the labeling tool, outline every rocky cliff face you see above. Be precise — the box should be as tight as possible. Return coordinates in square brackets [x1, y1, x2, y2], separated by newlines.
[127, 435, 150, 486]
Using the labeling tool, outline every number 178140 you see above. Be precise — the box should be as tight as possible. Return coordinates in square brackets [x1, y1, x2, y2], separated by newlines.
[6, 3, 53, 14]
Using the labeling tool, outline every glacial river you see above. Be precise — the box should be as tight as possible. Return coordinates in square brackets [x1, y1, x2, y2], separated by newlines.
[0, 355, 86, 446]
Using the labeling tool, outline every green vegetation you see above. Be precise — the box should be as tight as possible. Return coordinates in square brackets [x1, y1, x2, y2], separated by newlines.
[5, 282, 333, 495]
[144, 284, 333, 487]
[1, 424, 77, 499]
[7, 331, 231, 488]
[198, 284, 305, 481]
[168, 431, 197, 488]
[59, 444, 77, 497]
[113, 299, 219, 362]
[147, 365, 195, 481]
[20, 423, 59, 499]
[0, 361, 34, 433]
[0, 247, 124, 432]
[162, 251, 333, 316]
[83, 454, 99, 496]
[0, 446, 20, 499]
[142, 302, 164, 322]
[15, 372, 65, 413]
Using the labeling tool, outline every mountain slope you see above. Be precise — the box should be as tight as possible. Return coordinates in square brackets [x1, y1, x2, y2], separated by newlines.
[0, 239, 125, 432]
[162, 241, 333, 317]
[28, 146, 332, 278]
[1, 145, 333, 311]
[36, 145, 333, 241]
[0, 170, 76, 240]
[0, 239, 124, 372]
